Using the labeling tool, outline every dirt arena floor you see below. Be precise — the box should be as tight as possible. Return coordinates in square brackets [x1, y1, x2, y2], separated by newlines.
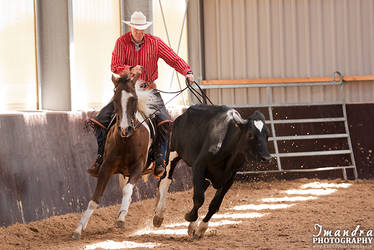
[1, 178, 373, 250]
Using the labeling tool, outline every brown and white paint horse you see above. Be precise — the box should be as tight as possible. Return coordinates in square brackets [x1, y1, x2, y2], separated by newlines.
[72, 69, 159, 239]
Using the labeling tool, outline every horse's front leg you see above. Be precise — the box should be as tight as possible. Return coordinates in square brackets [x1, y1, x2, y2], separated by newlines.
[153, 152, 179, 227]
[116, 166, 143, 228]
[72, 161, 112, 240]
[116, 175, 134, 228]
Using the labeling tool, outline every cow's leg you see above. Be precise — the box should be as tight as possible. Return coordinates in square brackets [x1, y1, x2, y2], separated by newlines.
[116, 169, 142, 228]
[153, 152, 180, 227]
[72, 163, 112, 240]
[185, 158, 209, 223]
[195, 175, 235, 239]
[187, 178, 210, 237]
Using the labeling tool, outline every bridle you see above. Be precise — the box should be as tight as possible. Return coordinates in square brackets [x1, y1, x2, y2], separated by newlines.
[116, 114, 137, 138]
[114, 66, 214, 135]
[112, 80, 138, 138]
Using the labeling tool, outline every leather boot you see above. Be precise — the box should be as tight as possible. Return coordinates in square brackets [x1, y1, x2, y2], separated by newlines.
[152, 143, 166, 178]
[152, 121, 171, 178]
[87, 127, 107, 177]
[87, 154, 103, 177]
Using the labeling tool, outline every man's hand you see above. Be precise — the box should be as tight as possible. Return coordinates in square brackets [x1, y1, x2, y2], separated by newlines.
[130, 65, 143, 77]
[186, 71, 194, 83]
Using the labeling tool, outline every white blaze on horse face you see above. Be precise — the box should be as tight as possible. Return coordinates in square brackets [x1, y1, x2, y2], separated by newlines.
[254, 120, 264, 132]
[120, 90, 134, 129]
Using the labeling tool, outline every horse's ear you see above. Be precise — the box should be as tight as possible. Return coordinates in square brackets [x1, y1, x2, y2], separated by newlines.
[112, 73, 120, 86]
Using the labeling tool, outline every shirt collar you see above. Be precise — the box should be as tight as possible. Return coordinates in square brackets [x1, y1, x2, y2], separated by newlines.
[131, 35, 144, 51]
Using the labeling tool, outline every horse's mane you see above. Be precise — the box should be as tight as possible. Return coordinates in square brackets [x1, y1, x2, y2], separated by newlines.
[135, 80, 162, 117]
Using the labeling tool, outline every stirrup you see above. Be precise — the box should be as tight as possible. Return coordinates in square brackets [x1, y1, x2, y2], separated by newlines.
[152, 158, 165, 178]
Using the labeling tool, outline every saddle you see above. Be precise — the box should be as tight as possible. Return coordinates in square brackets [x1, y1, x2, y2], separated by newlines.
[88, 112, 171, 177]
[88, 114, 158, 171]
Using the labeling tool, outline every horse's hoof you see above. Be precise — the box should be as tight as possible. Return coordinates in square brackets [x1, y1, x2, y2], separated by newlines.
[187, 221, 198, 237]
[193, 233, 204, 240]
[153, 215, 164, 227]
[71, 232, 80, 240]
[116, 220, 125, 228]
[194, 221, 208, 239]
[184, 212, 197, 222]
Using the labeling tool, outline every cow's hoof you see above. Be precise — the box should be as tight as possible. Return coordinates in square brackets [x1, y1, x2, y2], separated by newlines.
[187, 221, 198, 237]
[153, 215, 164, 227]
[185, 211, 197, 222]
[71, 232, 80, 240]
[116, 220, 125, 228]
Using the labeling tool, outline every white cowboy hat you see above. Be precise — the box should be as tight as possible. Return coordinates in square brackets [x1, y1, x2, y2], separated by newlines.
[122, 11, 152, 30]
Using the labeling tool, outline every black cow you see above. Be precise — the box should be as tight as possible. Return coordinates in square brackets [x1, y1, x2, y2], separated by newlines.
[153, 104, 272, 238]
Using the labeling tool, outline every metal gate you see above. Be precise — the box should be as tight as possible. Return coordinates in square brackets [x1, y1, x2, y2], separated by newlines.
[201, 72, 358, 180]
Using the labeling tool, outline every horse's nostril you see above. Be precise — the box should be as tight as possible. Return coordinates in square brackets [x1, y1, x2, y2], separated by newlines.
[120, 127, 133, 138]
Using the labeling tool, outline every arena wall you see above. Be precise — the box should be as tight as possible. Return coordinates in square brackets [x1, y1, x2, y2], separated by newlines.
[0, 109, 191, 227]
[1, 104, 372, 227]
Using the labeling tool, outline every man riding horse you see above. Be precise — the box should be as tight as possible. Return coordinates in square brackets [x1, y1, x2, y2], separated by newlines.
[88, 11, 194, 178]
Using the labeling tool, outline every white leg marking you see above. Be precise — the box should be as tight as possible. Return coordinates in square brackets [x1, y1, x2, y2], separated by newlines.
[74, 200, 98, 235]
[153, 152, 177, 227]
[153, 177, 172, 227]
[118, 175, 128, 191]
[155, 178, 172, 217]
[118, 183, 134, 222]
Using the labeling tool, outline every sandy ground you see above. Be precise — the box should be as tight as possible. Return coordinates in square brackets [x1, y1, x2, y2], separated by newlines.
[1, 178, 373, 250]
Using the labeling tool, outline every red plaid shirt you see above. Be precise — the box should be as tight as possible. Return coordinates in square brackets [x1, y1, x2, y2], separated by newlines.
[111, 32, 191, 82]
